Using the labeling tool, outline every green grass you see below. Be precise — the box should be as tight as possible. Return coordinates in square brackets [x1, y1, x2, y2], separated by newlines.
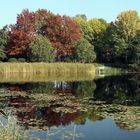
[0, 62, 96, 82]
[95, 63, 127, 76]
[0, 62, 95, 74]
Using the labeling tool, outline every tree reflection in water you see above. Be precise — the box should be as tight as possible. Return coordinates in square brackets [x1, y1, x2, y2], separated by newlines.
[0, 75, 139, 133]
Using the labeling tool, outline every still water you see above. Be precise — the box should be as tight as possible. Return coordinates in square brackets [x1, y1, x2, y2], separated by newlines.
[0, 75, 140, 140]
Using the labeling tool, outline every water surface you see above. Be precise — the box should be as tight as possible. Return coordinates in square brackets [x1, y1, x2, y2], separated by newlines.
[0, 75, 140, 140]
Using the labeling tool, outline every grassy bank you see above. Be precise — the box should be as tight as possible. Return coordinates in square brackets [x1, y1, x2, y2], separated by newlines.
[0, 62, 95, 74]
[0, 63, 96, 82]
[0, 62, 125, 82]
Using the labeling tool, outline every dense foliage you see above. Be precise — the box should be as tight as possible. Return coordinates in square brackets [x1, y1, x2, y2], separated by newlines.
[0, 26, 8, 61]
[27, 35, 54, 62]
[74, 39, 96, 63]
[41, 15, 81, 60]
[7, 9, 36, 57]
[0, 9, 139, 71]
[74, 15, 93, 43]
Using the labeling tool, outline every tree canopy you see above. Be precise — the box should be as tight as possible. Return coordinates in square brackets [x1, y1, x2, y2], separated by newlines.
[27, 35, 54, 62]
[0, 9, 139, 71]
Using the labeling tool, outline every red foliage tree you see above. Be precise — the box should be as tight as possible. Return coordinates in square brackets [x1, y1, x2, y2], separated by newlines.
[7, 9, 81, 59]
[7, 9, 36, 56]
[42, 15, 81, 58]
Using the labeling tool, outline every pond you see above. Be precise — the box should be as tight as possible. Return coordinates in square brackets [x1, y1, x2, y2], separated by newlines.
[0, 74, 140, 140]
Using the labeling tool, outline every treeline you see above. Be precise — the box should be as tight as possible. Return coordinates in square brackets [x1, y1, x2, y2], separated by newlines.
[0, 9, 139, 70]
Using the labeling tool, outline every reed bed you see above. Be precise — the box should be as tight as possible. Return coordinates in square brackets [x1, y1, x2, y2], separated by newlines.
[0, 115, 38, 140]
[0, 63, 96, 82]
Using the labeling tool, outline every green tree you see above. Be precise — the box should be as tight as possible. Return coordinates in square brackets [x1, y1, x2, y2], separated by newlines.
[27, 35, 54, 62]
[74, 16, 93, 43]
[97, 22, 116, 62]
[100, 11, 140, 64]
[115, 10, 140, 42]
[88, 18, 108, 61]
[74, 39, 96, 63]
[114, 10, 140, 63]
[75, 14, 87, 20]
[88, 18, 108, 42]
[129, 30, 140, 71]
[0, 26, 8, 61]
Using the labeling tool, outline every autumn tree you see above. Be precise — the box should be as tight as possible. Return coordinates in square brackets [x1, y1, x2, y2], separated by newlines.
[35, 9, 54, 34]
[41, 15, 81, 60]
[7, 9, 36, 57]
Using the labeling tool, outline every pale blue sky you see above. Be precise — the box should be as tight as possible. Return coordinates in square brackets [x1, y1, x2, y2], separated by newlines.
[0, 0, 140, 28]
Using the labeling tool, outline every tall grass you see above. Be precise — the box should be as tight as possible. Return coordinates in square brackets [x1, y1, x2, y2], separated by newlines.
[0, 62, 95, 74]
[0, 115, 38, 140]
[0, 63, 96, 82]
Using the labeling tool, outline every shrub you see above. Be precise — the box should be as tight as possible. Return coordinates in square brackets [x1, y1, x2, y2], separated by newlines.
[8, 58, 18, 62]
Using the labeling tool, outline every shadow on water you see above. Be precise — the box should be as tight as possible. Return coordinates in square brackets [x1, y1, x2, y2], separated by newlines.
[0, 74, 140, 140]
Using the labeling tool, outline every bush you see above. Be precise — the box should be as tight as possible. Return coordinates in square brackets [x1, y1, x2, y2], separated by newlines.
[74, 39, 96, 63]
[18, 58, 26, 62]
[26, 35, 54, 62]
[8, 58, 18, 62]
